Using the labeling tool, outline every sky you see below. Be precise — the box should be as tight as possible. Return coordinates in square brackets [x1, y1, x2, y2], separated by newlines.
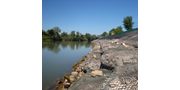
[43, 0, 138, 35]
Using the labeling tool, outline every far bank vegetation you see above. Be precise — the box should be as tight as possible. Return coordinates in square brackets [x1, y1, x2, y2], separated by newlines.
[42, 16, 138, 42]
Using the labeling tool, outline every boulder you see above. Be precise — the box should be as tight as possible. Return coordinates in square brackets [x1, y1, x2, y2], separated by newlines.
[75, 67, 81, 73]
[90, 70, 103, 77]
[57, 84, 64, 90]
[71, 71, 78, 77]
[67, 30, 138, 90]
[92, 45, 101, 50]
[88, 59, 101, 70]
[78, 72, 84, 77]
[69, 75, 75, 82]
[121, 42, 129, 47]
[93, 54, 96, 59]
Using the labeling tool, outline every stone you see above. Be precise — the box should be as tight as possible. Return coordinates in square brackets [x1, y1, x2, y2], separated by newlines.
[69, 75, 75, 82]
[87, 60, 101, 70]
[76, 76, 80, 79]
[121, 42, 129, 47]
[93, 54, 96, 58]
[71, 71, 78, 77]
[57, 83, 64, 90]
[64, 82, 70, 88]
[93, 45, 101, 50]
[90, 70, 103, 77]
[82, 67, 91, 73]
[75, 67, 81, 72]
[78, 72, 84, 77]
[67, 30, 138, 90]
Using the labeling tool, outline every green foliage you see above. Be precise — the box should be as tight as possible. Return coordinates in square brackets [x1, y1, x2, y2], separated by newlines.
[101, 32, 108, 37]
[61, 32, 69, 41]
[43, 16, 137, 40]
[109, 26, 123, 36]
[91, 34, 97, 41]
[100, 16, 136, 38]
[123, 16, 134, 31]
[47, 27, 61, 41]
[42, 27, 97, 42]
[99, 16, 136, 37]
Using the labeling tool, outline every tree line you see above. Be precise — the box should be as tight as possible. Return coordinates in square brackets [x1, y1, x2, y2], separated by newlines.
[42, 16, 137, 41]
[42, 27, 97, 42]
[100, 16, 138, 37]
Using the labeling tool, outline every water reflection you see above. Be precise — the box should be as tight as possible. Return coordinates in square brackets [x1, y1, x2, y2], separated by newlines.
[42, 41, 91, 90]
[42, 41, 91, 53]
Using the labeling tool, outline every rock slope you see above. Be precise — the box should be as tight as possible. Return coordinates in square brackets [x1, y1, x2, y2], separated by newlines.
[57, 30, 138, 90]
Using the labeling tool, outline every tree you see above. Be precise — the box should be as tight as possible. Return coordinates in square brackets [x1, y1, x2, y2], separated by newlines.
[47, 27, 61, 40]
[70, 31, 76, 36]
[85, 33, 91, 41]
[115, 26, 123, 34]
[42, 30, 48, 35]
[42, 30, 51, 41]
[101, 32, 108, 37]
[70, 31, 76, 41]
[80, 34, 87, 41]
[61, 32, 68, 37]
[109, 28, 116, 36]
[61, 32, 69, 41]
[109, 26, 123, 36]
[91, 35, 97, 40]
[52, 27, 61, 33]
[123, 16, 134, 31]
[42, 27, 97, 41]
[76, 31, 81, 41]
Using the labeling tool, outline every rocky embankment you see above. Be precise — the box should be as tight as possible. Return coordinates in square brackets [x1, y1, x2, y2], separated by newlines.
[56, 30, 138, 90]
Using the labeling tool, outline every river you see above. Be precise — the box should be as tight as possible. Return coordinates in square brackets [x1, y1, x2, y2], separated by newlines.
[42, 41, 91, 90]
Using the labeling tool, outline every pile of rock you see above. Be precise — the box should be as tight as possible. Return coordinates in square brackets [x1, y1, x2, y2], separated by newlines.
[90, 70, 103, 77]
[55, 30, 138, 90]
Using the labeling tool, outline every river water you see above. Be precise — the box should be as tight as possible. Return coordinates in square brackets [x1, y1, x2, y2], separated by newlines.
[42, 41, 91, 90]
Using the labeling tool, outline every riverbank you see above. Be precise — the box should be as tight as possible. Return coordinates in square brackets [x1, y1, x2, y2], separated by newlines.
[55, 30, 138, 90]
